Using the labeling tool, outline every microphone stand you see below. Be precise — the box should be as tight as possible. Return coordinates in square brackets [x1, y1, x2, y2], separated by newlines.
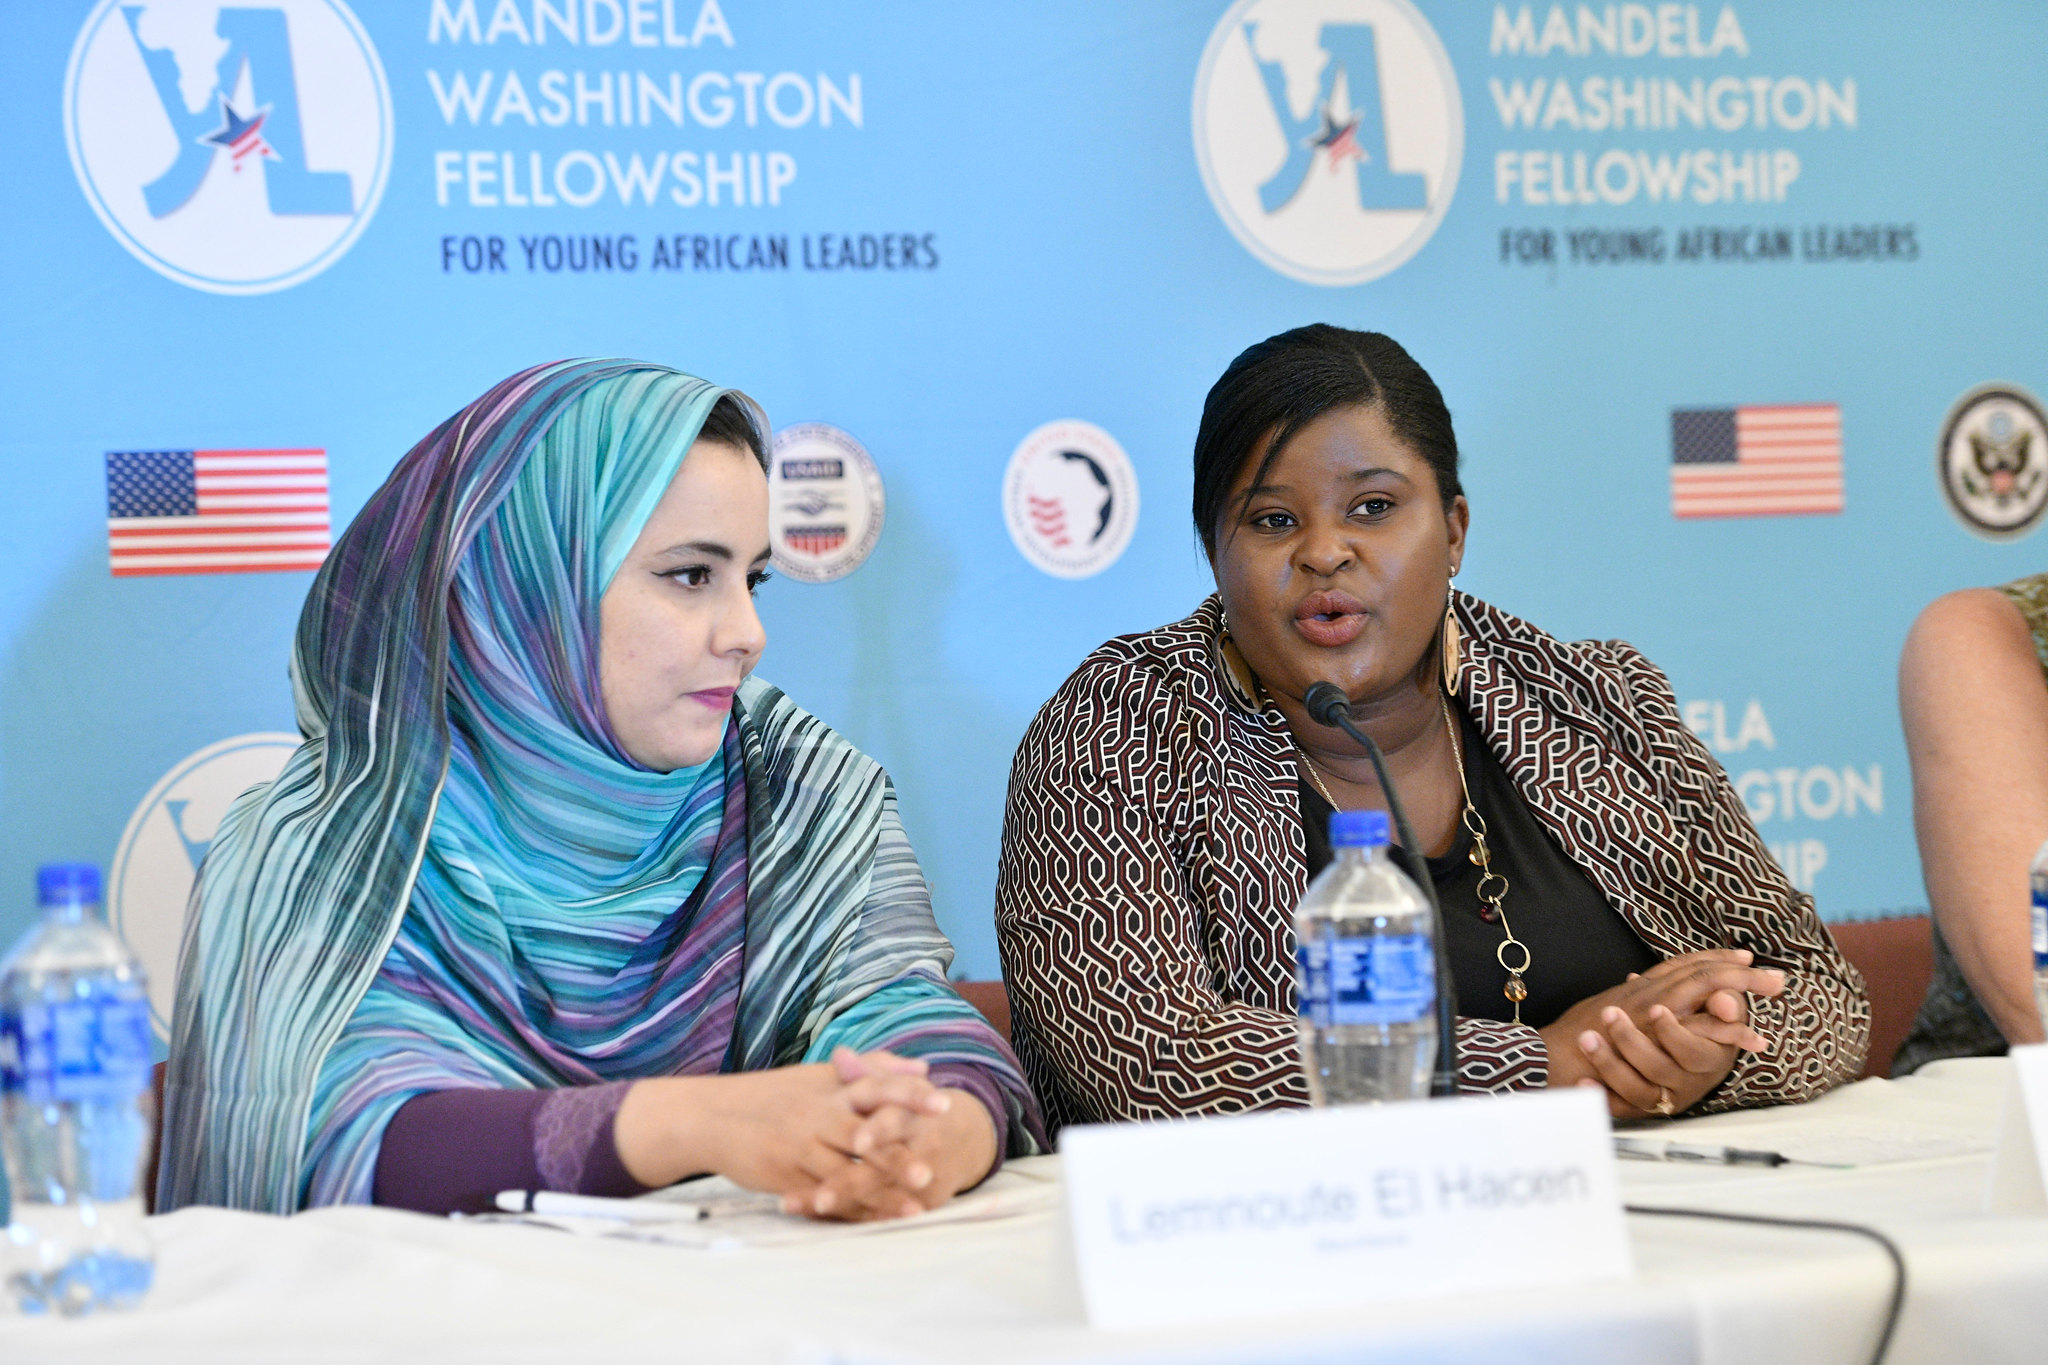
[1303, 682, 1460, 1099]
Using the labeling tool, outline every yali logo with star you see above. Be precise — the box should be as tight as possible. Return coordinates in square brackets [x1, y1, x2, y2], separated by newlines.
[65, 0, 392, 295]
[1192, 0, 1463, 286]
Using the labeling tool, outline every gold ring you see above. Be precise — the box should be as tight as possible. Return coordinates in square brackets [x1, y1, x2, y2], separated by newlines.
[1653, 1088, 1676, 1118]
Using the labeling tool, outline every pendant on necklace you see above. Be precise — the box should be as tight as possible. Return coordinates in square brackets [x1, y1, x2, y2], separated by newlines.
[1504, 974, 1528, 1024]
[1478, 904, 1499, 923]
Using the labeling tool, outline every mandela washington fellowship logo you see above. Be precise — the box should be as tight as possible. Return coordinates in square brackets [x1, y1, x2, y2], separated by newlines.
[1939, 385, 2048, 541]
[109, 732, 299, 1038]
[768, 424, 886, 583]
[64, 0, 393, 295]
[1192, 0, 1462, 287]
[1004, 421, 1139, 580]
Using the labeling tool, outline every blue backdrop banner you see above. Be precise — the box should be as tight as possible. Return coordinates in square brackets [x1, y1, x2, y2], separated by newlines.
[4, 1, 2045, 1032]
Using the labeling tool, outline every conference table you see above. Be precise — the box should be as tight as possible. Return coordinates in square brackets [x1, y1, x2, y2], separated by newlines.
[5, 1057, 2046, 1364]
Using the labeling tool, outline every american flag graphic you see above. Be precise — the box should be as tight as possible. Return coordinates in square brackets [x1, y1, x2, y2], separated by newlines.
[1670, 404, 1843, 519]
[105, 449, 331, 577]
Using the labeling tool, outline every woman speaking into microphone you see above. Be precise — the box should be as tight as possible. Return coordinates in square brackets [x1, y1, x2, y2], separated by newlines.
[995, 325, 1868, 1134]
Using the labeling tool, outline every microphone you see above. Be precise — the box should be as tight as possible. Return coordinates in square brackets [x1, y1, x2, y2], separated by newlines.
[1301, 682, 1460, 1099]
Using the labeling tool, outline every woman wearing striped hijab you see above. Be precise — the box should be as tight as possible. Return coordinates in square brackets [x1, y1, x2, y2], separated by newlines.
[156, 360, 1040, 1219]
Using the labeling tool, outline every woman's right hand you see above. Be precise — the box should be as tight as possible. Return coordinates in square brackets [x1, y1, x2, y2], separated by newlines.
[612, 1052, 956, 1220]
[1539, 950, 1785, 1115]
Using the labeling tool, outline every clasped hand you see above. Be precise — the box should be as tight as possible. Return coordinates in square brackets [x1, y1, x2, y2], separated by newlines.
[613, 1047, 998, 1223]
[1539, 949, 1785, 1118]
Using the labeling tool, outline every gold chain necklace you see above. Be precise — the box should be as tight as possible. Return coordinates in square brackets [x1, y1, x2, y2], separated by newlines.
[1437, 689, 1532, 1023]
[1292, 694, 1535, 1024]
[1292, 738, 1343, 812]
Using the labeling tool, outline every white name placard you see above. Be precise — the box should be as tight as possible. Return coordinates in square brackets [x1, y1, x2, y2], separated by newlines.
[1987, 1044, 2048, 1213]
[1059, 1087, 1629, 1330]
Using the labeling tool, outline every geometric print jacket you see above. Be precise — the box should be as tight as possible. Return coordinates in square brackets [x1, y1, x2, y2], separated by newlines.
[995, 591, 1870, 1137]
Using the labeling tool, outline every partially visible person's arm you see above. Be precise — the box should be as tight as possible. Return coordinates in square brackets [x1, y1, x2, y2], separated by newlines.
[1901, 589, 2048, 1046]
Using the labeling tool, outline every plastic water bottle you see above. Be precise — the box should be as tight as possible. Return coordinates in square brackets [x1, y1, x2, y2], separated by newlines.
[1294, 810, 1439, 1105]
[0, 864, 155, 1315]
[2032, 839, 2048, 1034]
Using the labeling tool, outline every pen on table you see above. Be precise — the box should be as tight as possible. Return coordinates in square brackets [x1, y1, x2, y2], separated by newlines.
[493, 1189, 708, 1222]
[1613, 1137, 1850, 1168]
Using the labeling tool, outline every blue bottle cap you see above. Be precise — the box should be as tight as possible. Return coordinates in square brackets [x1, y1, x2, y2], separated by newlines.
[37, 862, 101, 907]
[1329, 809, 1391, 848]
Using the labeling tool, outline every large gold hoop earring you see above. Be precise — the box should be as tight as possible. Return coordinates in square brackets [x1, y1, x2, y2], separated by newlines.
[1441, 601, 1462, 697]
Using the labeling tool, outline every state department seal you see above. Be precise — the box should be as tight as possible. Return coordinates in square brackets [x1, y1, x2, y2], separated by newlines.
[768, 423, 885, 583]
[1938, 385, 2048, 541]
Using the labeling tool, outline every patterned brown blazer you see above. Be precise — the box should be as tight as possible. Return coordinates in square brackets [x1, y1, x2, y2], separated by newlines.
[995, 591, 1869, 1135]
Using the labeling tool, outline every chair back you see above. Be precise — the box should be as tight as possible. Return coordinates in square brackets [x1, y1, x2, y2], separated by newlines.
[954, 980, 1012, 1045]
[1826, 915, 1935, 1079]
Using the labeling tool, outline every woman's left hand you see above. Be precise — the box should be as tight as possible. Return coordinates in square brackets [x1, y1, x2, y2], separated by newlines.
[1539, 951, 1778, 1117]
[1575, 997, 1757, 1119]
[783, 1048, 999, 1220]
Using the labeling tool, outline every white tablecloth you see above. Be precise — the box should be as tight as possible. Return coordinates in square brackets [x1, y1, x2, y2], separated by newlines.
[6, 1058, 2048, 1364]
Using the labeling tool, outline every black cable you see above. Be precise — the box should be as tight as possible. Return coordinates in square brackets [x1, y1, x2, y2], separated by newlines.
[1624, 1204, 1907, 1365]
[1302, 682, 1459, 1099]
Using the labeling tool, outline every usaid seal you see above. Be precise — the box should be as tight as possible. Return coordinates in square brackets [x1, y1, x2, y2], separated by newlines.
[1005, 420, 1139, 580]
[108, 732, 299, 1039]
[64, 0, 393, 295]
[1939, 385, 2048, 541]
[1192, 0, 1463, 287]
[768, 424, 886, 583]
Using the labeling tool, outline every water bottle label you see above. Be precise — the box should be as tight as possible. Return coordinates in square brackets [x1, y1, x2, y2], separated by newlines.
[1296, 935, 1434, 1027]
[1297, 940, 1334, 1027]
[2034, 889, 2048, 968]
[0, 993, 152, 1104]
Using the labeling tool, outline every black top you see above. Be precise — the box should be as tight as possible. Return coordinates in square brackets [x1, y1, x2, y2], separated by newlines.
[1299, 704, 1658, 1030]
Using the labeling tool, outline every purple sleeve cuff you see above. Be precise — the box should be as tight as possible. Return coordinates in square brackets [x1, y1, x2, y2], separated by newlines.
[372, 1082, 647, 1215]
[532, 1082, 643, 1196]
[927, 1062, 1019, 1186]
